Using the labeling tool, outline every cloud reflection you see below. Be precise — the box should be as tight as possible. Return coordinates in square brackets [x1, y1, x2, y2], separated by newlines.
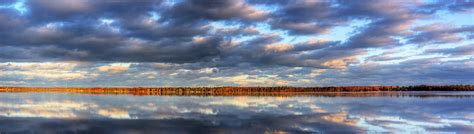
[0, 93, 472, 133]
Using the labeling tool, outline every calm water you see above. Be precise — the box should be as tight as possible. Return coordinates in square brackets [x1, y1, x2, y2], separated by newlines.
[0, 92, 473, 134]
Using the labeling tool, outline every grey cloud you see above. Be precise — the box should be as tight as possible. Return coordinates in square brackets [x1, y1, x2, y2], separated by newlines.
[342, 17, 412, 49]
[160, 0, 267, 24]
[267, 0, 428, 37]
[340, 1, 424, 49]
[26, 0, 162, 22]
[407, 24, 474, 44]
[0, 0, 469, 65]
[366, 50, 411, 62]
[213, 34, 357, 69]
[425, 45, 474, 56]
[0, 0, 17, 5]
[0, 9, 25, 30]
[420, 0, 474, 13]
[367, 55, 406, 62]
[0, 0, 473, 86]
[247, 0, 290, 5]
[291, 40, 338, 52]
[215, 26, 260, 36]
[269, 1, 337, 35]
[0, 46, 38, 61]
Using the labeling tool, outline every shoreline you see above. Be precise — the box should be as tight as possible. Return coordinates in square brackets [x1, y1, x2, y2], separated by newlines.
[1, 85, 473, 96]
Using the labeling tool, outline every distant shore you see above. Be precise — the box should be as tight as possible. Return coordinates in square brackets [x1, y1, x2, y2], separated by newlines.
[0, 85, 473, 96]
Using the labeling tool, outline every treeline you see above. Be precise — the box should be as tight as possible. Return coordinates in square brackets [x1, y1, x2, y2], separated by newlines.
[398, 85, 474, 91]
[0, 85, 473, 96]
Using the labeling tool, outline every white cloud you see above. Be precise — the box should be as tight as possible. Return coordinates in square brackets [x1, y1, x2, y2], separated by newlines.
[0, 62, 96, 80]
[97, 64, 130, 74]
[207, 75, 288, 86]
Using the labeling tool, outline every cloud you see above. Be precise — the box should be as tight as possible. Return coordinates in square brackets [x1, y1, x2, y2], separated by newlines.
[215, 26, 260, 36]
[315, 58, 474, 86]
[264, 43, 294, 52]
[0, 0, 472, 86]
[161, 0, 268, 23]
[407, 23, 474, 44]
[97, 64, 129, 74]
[207, 74, 288, 86]
[269, 0, 336, 35]
[425, 45, 474, 56]
[0, 62, 95, 81]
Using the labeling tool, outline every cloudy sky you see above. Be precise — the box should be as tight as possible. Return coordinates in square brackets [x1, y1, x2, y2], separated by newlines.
[0, 0, 473, 87]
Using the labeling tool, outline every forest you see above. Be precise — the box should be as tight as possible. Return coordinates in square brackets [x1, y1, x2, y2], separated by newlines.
[0, 85, 473, 96]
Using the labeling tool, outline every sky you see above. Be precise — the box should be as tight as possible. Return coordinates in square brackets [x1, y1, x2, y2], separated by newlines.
[0, 0, 473, 87]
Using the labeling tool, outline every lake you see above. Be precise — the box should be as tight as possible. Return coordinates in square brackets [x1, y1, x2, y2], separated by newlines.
[0, 92, 473, 133]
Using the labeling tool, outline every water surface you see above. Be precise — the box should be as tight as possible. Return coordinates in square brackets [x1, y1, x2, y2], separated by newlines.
[0, 92, 473, 133]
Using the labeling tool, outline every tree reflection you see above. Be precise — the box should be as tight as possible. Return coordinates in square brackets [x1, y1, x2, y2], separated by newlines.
[1, 85, 473, 97]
